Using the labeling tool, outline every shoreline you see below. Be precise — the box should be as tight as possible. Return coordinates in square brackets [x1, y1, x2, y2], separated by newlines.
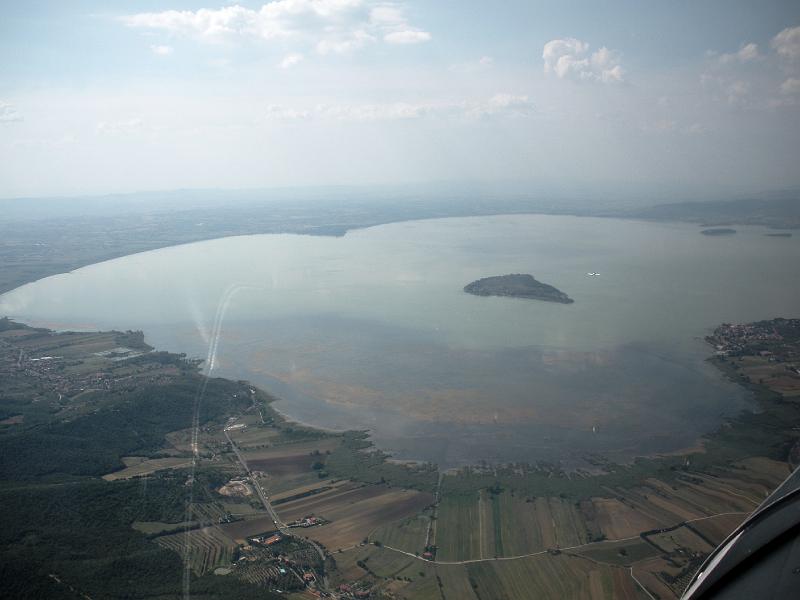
[1, 210, 793, 299]
[0, 313, 756, 475]
[0, 312, 752, 472]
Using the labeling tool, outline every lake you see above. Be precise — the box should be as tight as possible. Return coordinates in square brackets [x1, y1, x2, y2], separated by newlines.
[3, 214, 799, 467]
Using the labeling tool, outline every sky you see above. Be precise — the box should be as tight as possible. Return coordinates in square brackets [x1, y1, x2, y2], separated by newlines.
[1, 0, 799, 199]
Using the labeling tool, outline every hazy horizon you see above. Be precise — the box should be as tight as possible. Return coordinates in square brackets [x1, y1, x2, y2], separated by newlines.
[1, 179, 798, 211]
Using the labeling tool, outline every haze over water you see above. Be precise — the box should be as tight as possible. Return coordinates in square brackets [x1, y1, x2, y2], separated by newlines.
[3, 215, 799, 467]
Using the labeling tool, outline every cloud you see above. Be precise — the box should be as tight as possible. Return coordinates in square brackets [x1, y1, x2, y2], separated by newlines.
[278, 52, 304, 68]
[121, 2, 360, 41]
[123, 5, 266, 40]
[317, 102, 431, 120]
[96, 118, 144, 135]
[470, 93, 534, 117]
[718, 42, 760, 64]
[315, 29, 375, 54]
[150, 44, 174, 55]
[368, 4, 430, 45]
[264, 104, 312, 120]
[542, 38, 624, 83]
[726, 79, 751, 106]
[781, 77, 800, 95]
[450, 55, 493, 73]
[263, 101, 434, 122]
[262, 94, 534, 122]
[700, 27, 800, 111]
[122, 1, 429, 54]
[0, 102, 22, 123]
[384, 30, 431, 44]
[701, 34, 785, 111]
[772, 26, 800, 60]
[368, 5, 405, 26]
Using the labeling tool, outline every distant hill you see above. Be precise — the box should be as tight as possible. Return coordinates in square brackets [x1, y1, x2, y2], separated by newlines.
[624, 194, 800, 230]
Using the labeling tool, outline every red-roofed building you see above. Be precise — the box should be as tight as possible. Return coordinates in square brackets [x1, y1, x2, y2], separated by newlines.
[263, 534, 282, 545]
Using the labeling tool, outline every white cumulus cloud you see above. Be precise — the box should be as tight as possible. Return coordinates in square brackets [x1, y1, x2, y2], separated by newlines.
[316, 29, 375, 54]
[262, 94, 533, 122]
[542, 38, 624, 83]
[264, 104, 312, 120]
[278, 52, 304, 68]
[368, 5, 405, 26]
[781, 77, 800, 95]
[726, 80, 751, 106]
[317, 102, 430, 120]
[718, 42, 760, 64]
[121, 1, 363, 41]
[121, 1, 430, 55]
[471, 93, 534, 117]
[96, 118, 144, 135]
[369, 3, 430, 45]
[772, 26, 800, 60]
[0, 102, 22, 123]
[384, 30, 431, 44]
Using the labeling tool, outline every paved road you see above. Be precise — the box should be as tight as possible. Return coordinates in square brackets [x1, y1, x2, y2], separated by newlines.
[224, 428, 330, 591]
[224, 430, 284, 527]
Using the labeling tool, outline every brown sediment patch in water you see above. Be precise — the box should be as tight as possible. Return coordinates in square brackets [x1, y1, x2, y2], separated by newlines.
[259, 369, 537, 425]
[218, 322, 750, 464]
[258, 362, 691, 439]
[652, 439, 707, 458]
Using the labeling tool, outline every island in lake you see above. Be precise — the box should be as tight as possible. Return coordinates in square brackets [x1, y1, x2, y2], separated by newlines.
[464, 273, 574, 303]
[701, 227, 737, 236]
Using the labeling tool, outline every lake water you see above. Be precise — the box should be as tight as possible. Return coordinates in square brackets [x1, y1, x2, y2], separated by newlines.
[3, 215, 799, 467]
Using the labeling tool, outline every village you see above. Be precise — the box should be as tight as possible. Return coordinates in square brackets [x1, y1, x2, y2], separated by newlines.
[0, 319, 190, 413]
[227, 525, 375, 599]
[706, 318, 800, 359]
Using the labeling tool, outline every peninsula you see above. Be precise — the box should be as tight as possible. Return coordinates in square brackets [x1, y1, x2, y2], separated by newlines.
[701, 227, 737, 236]
[464, 273, 574, 303]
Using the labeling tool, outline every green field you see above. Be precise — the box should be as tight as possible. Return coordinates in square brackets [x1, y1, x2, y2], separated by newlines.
[435, 563, 479, 599]
[436, 493, 482, 561]
[436, 490, 590, 561]
[466, 554, 640, 600]
[371, 512, 431, 554]
[574, 538, 660, 566]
